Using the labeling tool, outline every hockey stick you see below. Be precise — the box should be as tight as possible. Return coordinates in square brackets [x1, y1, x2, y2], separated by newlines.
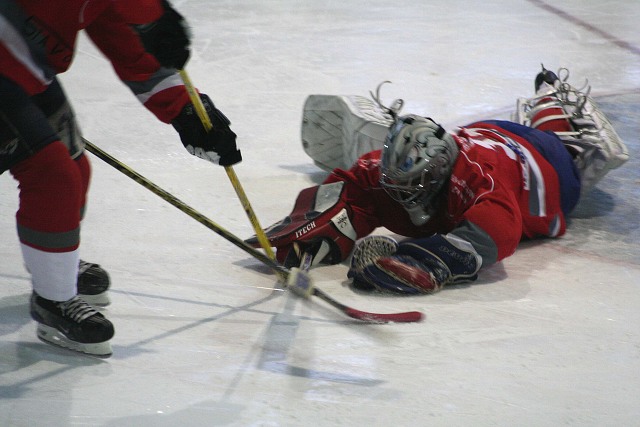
[83, 138, 286, 277]
[287, 250, 424, 324]
[84, 140, 423, 323]
[177, 69, 277, 263]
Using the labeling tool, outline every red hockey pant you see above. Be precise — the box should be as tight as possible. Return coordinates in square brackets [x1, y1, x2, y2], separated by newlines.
[10, 141, 91, 301]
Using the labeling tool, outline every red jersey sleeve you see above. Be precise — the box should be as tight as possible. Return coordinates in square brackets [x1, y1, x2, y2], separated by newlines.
[448, 147, 523, 262]
[84, 4, 190, 122]
[1, 1, 189, 122]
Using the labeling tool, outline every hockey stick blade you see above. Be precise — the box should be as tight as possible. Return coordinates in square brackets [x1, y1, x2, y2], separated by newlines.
[312, 288, 424, 323]
[289, 250, 424, 324]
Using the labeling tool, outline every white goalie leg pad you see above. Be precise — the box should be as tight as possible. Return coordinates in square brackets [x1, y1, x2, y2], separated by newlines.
[513, 78, 629, 194]
[301, 95, 394, 171]
[566, 95, 629, 193]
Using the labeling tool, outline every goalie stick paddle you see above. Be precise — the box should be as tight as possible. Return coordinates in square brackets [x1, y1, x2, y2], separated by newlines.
[288, 251, 424, 324]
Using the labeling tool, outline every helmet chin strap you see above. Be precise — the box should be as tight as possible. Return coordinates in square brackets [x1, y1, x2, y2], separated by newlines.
[404, 203, 432, 226]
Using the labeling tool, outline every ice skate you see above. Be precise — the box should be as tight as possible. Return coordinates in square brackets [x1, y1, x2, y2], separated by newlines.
[77, 260, 111, 306]
[513, 66, 629, 193]
[30, 292, 114, 357]
[301, 88, 398, 171]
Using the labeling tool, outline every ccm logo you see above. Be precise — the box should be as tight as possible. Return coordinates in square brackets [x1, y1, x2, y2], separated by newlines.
[295, 221, 316, 238]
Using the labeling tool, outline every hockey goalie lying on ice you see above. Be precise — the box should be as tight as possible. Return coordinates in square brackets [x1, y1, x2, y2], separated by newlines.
[247, 67, 629, 295]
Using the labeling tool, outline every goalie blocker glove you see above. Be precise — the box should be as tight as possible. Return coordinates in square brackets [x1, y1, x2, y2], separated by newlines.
[349, 234, 482, 295]
[246, 182, 358, 268]
[135, 0, 191, 69]
[172, 94, 242, 166]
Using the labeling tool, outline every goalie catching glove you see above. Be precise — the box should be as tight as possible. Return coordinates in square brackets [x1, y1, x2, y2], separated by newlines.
[246, 182, 358, 268]
[172, 94, 242, 166]
[348, 234, 482, 295]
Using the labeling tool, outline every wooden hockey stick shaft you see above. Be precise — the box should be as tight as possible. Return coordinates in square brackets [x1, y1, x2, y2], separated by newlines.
[178, 69, 277, 263]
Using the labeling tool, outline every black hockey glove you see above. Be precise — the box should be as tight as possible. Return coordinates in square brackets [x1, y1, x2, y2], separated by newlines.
[135, 0, 191, 69]
[172, 94, 242, 166]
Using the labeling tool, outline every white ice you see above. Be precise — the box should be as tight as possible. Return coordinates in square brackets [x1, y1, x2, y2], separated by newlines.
[1, 1, 639, 426]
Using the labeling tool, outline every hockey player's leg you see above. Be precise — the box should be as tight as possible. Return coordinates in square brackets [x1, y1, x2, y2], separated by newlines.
[11, 142, 114, 357]
[10, 150, 111, 305]
[513, 66, 629, 194]
[40, 81, 112, 305]
[301, 94, 394, 171]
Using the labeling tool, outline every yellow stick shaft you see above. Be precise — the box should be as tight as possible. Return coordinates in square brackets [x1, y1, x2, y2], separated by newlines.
[178, 69, 278, 265]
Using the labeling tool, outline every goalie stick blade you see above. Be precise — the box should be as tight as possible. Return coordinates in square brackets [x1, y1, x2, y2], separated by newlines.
[312, 288, 424, 324]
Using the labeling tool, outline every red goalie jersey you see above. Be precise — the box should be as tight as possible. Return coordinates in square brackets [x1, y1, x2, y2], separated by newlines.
[325, 120, 580, 265]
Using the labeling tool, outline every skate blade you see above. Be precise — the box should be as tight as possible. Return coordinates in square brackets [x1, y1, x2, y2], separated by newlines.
[36, 324, 112, 358]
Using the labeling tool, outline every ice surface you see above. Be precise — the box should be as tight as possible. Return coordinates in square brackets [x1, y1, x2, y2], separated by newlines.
[1, 1, 639, 426]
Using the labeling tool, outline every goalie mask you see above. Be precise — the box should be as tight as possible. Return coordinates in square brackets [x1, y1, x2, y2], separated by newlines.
[380, 115, 459, 226]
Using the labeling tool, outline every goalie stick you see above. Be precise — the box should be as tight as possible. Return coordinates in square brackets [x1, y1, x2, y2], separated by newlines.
[287, 250, 424, 324]
[84, 139, 423, 324]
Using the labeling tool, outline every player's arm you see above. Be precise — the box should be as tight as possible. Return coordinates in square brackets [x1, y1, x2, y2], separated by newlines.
[84, 5, 240, 166]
